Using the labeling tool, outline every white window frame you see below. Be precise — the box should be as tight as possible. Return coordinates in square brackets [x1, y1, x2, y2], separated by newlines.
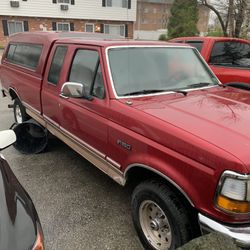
[56, 22, 70, 31]
[7, 21, 24, 35]
[85, 23, 94, 33]
[104, 24, 125, 37]
[106, 0, 128, 8]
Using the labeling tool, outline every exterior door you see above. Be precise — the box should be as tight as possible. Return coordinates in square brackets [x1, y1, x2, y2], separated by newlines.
[58, 45, 109, 157]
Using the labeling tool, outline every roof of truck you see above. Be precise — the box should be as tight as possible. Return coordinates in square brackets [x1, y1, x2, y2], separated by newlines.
[8, 31, 188, 48]
[170, 36, 250, 44]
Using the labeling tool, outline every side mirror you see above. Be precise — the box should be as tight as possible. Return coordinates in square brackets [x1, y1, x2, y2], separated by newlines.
[0, 130, 16, 151]
[60, 82, 86, 99]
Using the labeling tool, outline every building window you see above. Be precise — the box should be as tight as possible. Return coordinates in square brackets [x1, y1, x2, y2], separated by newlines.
[7, 21, 24, 35]
[106, 0, 128, 8]
[153, 8, 157, 14]
[85, 23, 94, 33]
[144, 8, 148, 13]
[104, 24, 125, 37]
[58, 0, 70, 3]
[57, 22, 70, 31]
[53, 0, 75, 4]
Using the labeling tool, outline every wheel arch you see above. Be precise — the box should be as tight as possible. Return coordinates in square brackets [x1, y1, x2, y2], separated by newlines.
[124, 164, 195, 208]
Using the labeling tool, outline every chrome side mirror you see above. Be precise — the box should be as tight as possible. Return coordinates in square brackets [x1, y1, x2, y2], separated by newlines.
[0, 130, 16, 151]
[60, 82, 86, 99]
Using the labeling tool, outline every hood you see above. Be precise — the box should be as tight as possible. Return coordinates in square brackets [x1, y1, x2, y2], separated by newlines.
[126, 87, 250, 172]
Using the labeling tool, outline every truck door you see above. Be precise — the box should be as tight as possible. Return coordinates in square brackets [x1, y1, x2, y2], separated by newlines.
[42, 45, 68, 127]
[58, 45, 109, 157]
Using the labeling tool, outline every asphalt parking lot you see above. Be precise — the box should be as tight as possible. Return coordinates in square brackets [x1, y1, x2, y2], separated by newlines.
[0, 97, 143, 249]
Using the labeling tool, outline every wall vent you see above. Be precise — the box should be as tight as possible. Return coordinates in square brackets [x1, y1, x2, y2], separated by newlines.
[60, 4, 69, 10]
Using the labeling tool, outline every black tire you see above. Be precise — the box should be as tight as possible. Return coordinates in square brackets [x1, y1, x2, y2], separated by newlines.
[132, 180, 193, 250]
[13, 98, 29, 123]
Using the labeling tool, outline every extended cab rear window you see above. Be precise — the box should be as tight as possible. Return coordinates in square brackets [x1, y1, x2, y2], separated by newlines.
[209, 41, 250, 68]
[185, 41, 203, 52]
[6, 43, 43, 70]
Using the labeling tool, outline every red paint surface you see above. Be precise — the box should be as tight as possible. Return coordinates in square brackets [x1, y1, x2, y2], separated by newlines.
[1, 32, 249, 225]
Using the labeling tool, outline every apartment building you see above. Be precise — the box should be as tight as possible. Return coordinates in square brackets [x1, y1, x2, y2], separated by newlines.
[0, 0, 137, 47]
[135, 0, 210, 39]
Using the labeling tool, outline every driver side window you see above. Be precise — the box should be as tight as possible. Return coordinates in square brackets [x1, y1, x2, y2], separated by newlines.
[69, 49, 105, 99]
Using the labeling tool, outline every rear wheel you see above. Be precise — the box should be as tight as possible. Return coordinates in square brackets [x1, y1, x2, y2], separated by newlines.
[132, 180, 193, 250]
[13, 98, 29, 124]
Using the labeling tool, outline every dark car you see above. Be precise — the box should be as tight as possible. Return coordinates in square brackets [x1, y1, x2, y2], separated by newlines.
[0, 130, 44, 250]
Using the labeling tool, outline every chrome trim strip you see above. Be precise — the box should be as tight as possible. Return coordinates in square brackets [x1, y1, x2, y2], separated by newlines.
[105, 45, 219, 99]
[22, 101, 41, 115]
[124, 163, 194, 207]
[198, 213, 250, 247]
[219, 170, 250, 180]
[26, 107, 125, 185]
[25, 109, 46, 127]
[60, 126, 106, 159]
[106, 157, 121, 169]
[43, 115, 59, 128]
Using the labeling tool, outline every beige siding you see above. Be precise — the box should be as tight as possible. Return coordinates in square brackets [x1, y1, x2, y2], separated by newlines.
[0, 0, 137, 21]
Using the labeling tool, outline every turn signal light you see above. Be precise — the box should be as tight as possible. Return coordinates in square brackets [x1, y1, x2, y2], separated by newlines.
[217, 195, 250, 213]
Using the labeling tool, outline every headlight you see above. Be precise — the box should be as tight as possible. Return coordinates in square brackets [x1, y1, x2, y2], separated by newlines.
[216, 171, 250, 213]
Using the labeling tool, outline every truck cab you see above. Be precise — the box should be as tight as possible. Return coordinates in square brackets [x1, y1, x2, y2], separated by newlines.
[1, 32, 250, 249]
[169, 36, 250, 85]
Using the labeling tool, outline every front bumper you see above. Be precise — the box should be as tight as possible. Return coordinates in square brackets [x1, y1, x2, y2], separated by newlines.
[198, 213, 250, 248]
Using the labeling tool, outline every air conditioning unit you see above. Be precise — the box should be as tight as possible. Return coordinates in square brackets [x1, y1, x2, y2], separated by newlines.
[60, 4, 69, 10]
[10, 1, 20, 7]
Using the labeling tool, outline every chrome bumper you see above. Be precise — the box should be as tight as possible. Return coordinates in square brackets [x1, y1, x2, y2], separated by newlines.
[198, 213, 250, 248]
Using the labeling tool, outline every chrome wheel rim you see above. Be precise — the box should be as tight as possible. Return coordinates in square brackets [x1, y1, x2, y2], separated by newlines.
[15, 105, 23, 123]
[139, 200, 172, 250]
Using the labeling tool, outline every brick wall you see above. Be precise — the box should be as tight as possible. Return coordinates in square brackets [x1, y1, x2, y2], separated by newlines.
[0, 16, 134, 48]
[135, 2, 210, 34]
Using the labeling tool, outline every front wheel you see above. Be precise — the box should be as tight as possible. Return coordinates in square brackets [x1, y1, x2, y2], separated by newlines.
[13, 98, 29, 124]
[132, 180, 193, 250]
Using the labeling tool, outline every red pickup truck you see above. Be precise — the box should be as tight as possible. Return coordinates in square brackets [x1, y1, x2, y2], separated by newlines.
[169, 37, 250, 85]
[1, 32, 250, 249]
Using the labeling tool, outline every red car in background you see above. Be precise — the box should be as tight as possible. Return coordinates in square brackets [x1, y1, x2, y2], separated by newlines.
[169, 37, 250, 84]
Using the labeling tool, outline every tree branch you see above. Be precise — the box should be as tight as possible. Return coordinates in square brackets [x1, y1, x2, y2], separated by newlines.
[199, 0, 228, 36]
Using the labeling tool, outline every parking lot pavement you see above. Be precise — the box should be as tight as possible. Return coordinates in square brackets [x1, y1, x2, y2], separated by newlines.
[0, 95, 143, 249]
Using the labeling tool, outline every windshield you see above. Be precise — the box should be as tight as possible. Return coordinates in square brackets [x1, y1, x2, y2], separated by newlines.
[108, 47, 219, 97]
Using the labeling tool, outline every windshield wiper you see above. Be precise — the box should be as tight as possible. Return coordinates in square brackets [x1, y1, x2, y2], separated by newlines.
[171, 89, 188, 96]
[186, 82, 212, 89]
[123, 88, 188, 97]
[123, 89, 167, 96]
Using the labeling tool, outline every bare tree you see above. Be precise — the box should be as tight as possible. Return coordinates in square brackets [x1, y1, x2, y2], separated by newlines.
[199, 0, 248, 37]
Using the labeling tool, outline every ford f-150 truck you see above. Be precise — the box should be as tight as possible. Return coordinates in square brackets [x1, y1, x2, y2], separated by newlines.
[169, 37, 250, 85]
[1, 32, 250, 249]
